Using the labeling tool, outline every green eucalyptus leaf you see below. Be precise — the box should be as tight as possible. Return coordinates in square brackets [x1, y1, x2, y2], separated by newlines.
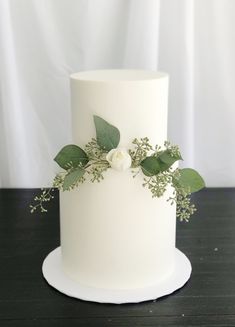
[94, 115, 120, 151]
[178, 168, 205, 194]
[158, 150, 182, 172]
[140, 156, 161, 176]
[159, 149, 182, 164]
[63, 167, 85, 191]
[54, 145, 89, 170]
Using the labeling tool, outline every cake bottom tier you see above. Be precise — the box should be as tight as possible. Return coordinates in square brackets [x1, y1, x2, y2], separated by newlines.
[59, 170, 176, 290]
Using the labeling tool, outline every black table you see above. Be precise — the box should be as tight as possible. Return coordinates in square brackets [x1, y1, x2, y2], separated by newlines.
[0, 188, 235, 327]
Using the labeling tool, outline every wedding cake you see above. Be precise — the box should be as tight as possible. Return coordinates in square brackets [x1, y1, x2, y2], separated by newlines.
[59, 70, 177, 290]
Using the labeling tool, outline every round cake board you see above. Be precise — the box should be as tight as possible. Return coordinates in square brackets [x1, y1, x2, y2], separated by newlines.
[42, 247, 191, 304]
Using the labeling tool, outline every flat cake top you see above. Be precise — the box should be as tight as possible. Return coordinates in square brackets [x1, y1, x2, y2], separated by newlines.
[70, 69, 168, 82]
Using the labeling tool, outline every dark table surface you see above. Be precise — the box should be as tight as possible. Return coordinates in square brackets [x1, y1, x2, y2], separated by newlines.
[0, 188, 235, 327]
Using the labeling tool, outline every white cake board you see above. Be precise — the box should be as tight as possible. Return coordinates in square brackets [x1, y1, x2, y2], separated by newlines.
[42, 247, 191, 304]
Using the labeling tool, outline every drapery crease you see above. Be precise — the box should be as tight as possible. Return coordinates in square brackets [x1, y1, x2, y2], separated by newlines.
[0, 0, 235, 187]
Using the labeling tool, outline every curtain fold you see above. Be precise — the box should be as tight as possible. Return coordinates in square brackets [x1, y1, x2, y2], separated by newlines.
[0, 0, 234, 187]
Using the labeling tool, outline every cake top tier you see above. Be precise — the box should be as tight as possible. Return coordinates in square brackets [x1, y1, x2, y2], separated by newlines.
[70, 69, 169, 146]
[70, 69, 168, 82]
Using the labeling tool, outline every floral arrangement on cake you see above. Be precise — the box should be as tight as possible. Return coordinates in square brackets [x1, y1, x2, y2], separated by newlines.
[30, 116, 205, 221]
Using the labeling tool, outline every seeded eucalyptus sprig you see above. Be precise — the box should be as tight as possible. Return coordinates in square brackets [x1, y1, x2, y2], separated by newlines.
[129, 138, 204, 221]
[129, 137, 153, 168]
[30, 188, 56, 213]
[30, 115, 205, 221]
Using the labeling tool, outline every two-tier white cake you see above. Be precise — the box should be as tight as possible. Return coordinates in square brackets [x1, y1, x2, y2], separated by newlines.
[60, 70, 176, 289]
[43, 70, 191, 303]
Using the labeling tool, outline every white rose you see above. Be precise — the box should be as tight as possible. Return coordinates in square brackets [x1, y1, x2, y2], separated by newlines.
[106, 148, 132, 171]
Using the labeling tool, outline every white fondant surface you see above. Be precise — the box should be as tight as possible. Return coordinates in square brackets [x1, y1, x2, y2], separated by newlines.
[60, 175, 176, 289]
[59, 70, 177, 290]
[70, 70, 169, 148]
[42, 247, 192, 304]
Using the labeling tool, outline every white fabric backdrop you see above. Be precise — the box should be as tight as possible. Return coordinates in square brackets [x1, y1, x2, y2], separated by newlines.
[0, 0, 235, 187]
